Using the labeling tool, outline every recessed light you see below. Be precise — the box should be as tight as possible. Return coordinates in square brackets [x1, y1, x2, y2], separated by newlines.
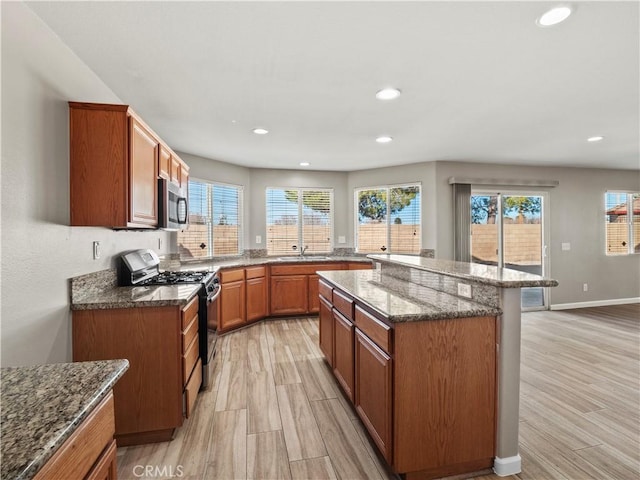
[536, 5, 572, 27]
[375, 88, 401, 100]
[376, 136, 393, 143]
[587, 136, 604, 142]
[300, 162, 310, 166]
[252, 128, 268, 135]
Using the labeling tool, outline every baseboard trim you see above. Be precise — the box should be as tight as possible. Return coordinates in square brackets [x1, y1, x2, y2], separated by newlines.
[550, 297, 640, 310]
[493, 455, 522, 476]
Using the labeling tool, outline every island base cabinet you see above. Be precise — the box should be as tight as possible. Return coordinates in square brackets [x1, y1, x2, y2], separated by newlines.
[393, 317, 496, 476]
[318, 295, 334, 366]
[355, 329, 392, 464]
[332, 309, 355, 402]
[34, 393, 117, 480]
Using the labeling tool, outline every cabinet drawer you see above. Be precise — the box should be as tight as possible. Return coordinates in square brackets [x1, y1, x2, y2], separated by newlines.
[333, 289, 354, 321]
[184, 358, 202, 419]
[319, 279, 333, 301]
[355, 306, 392, 354]
[182, 314, 198, 353]
[183, 335, 199, 386]
[34, 393, 115, 480]
[221, 268, 245, 283]
[182, 296, 199, 330]
[245, 266, 266, 279]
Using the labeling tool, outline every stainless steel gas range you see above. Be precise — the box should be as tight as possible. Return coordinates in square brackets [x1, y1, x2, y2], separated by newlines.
[118, 249, 220, 388]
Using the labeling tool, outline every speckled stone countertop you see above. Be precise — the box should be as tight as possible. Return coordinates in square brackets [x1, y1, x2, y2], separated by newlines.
[368, 254, 559, 288]
[318, 270, 501, 322]
[1, 360, 129, 480]
[180, 255, 372, 271]
[71, 283, 201, 310]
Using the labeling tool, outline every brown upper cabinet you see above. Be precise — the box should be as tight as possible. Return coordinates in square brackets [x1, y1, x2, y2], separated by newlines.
[69, 102, 187, 229]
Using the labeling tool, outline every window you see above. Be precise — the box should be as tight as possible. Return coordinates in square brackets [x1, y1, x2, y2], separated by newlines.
[266, 188, 333, 255]
[605, 191, 640, 255]
[178, 179, 243, 259]
[355, 184, 421, 254]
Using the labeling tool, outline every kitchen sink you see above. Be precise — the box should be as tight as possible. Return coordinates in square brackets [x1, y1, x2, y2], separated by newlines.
[277, 256, 332, 261]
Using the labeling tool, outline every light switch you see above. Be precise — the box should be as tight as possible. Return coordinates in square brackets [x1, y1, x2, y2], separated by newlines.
[561, 242, 571, 251]
[256, 235, 262, 244]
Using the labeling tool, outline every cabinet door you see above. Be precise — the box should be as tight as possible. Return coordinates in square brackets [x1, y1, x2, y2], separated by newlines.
[355, 329, 392, 463]
[308, 274, 320, 313]
[318, 295, 333, 366]
[180, 164, 189, 191]
[246, 276, 267, 322]
[129, 117, 158, 227]
[159, 145, 171, 180]
[170, 156, 181, 186]
[85, 440, 117, 480]
[333, 309, 355, 402]
[270, 275, 308, 315]
[219, 280, 246, 331]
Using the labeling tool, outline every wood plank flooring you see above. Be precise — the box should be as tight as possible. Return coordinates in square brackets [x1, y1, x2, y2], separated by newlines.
[117, 304, 640, 480]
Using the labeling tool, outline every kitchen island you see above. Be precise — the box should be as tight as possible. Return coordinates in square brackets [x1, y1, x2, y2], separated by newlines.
[318, 254, 558, 479]
[1, 359, 129, 480]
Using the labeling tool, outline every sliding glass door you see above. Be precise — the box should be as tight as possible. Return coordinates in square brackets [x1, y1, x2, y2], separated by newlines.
[471, 191, 549, 310]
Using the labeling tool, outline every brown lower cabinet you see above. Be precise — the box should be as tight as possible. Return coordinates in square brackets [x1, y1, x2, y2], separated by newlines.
[72, 297, 201, 446]
[217, 261, 372, 333]
[219, 266, 268, 333]
[355, 329, 392, 462]
[332, 309, 355, 402]
[219, 271, 246, 332]
[319, 280, 497, 479]
[34, 393, 117, 480]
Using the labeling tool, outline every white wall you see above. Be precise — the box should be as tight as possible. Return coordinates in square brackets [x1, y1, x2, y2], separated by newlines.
[434, 161, 640, 306]
[0, 2, 173, 366]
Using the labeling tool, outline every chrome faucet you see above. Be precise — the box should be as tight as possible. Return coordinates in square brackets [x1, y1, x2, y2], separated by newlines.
[301, 245, 309, 256]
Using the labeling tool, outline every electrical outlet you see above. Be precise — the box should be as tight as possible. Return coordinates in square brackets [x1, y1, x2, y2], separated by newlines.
[256, 235, 262, 244]
[458, 282, 472, 298]
[583, 283, 588, 292]
[562, 242, 571, 251]
[93, 241, 101, 260]
[338, 235, 346, 244]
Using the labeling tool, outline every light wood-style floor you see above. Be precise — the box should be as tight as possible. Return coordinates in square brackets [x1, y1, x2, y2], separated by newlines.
[117, 304, 640, 480]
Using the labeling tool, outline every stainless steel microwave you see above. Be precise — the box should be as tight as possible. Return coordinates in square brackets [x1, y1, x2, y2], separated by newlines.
[158, 178, 187, 230]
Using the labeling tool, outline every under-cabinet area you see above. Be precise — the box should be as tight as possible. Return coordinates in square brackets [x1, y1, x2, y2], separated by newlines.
[318, 275, 497, 479]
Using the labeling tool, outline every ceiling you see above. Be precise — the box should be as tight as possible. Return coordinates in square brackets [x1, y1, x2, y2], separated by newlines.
[27, 1, 639, 172]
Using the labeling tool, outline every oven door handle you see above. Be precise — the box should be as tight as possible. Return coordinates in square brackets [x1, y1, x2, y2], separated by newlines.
[207, 287, 221, 303]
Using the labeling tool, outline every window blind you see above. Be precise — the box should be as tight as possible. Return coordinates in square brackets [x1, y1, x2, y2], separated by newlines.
[266, 188, 333, 255]
[606, 191, 639, 255]
[355, 184, 421, 254]
[178, 179, 242, 259]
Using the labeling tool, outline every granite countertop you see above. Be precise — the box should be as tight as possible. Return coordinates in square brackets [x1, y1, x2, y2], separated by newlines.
[1, 359, 129, 480]
[70, 257, 372, 310]
[318, 270, 501, 322]
[180, 255, 372, 271]
[71, 283, 201, 310]
[369, 254, 559, 288]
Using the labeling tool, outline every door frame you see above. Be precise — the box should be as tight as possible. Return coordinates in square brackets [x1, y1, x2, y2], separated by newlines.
[471, 189, 550, 311]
